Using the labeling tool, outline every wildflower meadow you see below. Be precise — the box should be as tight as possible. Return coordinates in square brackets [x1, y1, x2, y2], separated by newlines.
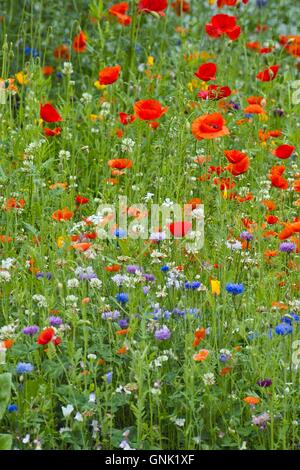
[0, 0, 299, 453]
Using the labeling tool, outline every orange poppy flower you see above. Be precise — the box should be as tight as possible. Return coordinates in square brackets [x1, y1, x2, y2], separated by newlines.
[134, 99, 168, 121]
[108, 2, 131, 25]
[192, 327, 206, 347]
[99, 65, 121, 85]
[171, 0, 190, 15]
[192, 113, 229, 140]
[116, 345, 128, 354]
[44, 127, 62, 137]
[220, 367, 232, 376]
[116, 328, 129, 335]
[3, 339, 14, 349]
[193, 349, 209, 361]
[244, 396, 260, 405]
[243, 104, 265, 114]
[105, 264, 121, 272]
[52, 207, 74, 221]
[72, 242, 92, 252]
[108, 158, 132, 169]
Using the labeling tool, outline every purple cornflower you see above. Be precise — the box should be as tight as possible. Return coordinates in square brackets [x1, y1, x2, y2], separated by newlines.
[102, 310, 120, 320]
[143, 286, 150, 295]
[118, 319, 128, 328]
[279, 242, 296, 253]
[49, 316, 63, 327]
[22, 325, 39, 336]
[240, 231, 253, 241]
[36, 272, 52, 280]
[154, 326, 171, 341]
[252, 412, 270, 429]
[257, 379, 272, 388]
[144, 273, 155, 282]
[127, 265, 140, 274]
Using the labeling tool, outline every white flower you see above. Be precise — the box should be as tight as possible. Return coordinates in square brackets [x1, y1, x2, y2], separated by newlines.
[22, 434, 30, 444]
[74, 412, 83, 422]
[203, 372, 215, 386]
[80, 92, 92, 104]
[1, 257, 15, 269]
[62, 62, 74, 75]
[62, 404, 74, 417]
[121, 138, 135, 153]
[89, 278, 102, 289]
[67, 278, 79, 288]
[0, 270, 11, 282]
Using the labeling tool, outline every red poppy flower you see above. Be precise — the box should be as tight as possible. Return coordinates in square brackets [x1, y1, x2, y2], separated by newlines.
[37, 328, 55, 345]
[138, 0, 168, 15]
[198, 84, 231, 100]
[75, 195, 89, 205]
[192, 113, 229, 140]
[194, 62, 217, 81]
[54, 44, 70, 60]
[99, 65, 121, 85]
[40, 103, 62, 123]
[256, 65, 280, 81]
[42, 66, 54, 76]
[272, 144, 295, 159]
[217, 0, 248, 6]
[119, 112, 136, 125]
[167, 221, 193, 237]
[265, 215, 278, 225]
[108, 2, 131, 25]
[73, 31, 87, 53]
[134, 99, 168, 121]
[224, 150, 250, 176]
[205, 14, 241, 41]
[44, 127, 62, 136]
[269, 166, 288, 189]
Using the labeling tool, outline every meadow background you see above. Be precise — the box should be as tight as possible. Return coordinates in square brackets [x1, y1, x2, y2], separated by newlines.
[0, 0, 299, 450]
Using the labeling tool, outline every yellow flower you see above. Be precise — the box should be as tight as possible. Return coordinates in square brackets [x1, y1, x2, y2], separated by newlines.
[259, 114, 268, 122]
[147, 56, 154, 67]
[94, 80, 106, 90]
[15, 71, 29, 85]
[211, 279, 220, 296]
[57, 236, 66, 248]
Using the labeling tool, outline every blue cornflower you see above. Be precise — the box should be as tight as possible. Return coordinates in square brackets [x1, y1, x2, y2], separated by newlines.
[16, 362, 34, 374]
[275, 322, 293, 336]
[114, 228, 127, 239]
[7, 404, 18, 412]
[184, 281, 201, 290]
[225, 283, 245, 295]
[106, 372, 113, 384]
[160, 265, 169, 272]
[116, 292, 129, 304]
[240, 231, 253, 241]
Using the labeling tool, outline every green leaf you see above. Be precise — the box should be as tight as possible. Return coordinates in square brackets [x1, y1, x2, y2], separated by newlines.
[0, 434, 12, 450]
[0, 373, 12, 421]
